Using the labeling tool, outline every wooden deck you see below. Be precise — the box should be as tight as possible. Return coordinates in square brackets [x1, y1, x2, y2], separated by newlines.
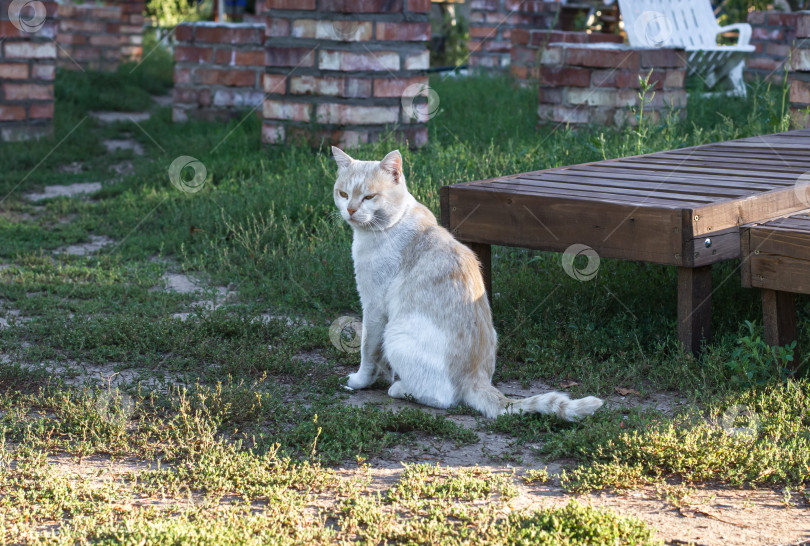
[440, 128, 810, 355]
[741, 212, 810, 352]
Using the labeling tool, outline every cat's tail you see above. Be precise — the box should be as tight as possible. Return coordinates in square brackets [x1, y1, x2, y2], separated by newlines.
[464, 384, 602, 421]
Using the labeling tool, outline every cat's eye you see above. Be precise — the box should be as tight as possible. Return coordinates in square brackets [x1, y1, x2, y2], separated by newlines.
[362, 194, 376, 201]
[338, 191, 348, 198]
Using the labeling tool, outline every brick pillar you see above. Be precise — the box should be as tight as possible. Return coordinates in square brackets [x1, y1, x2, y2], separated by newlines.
[510, 29, 623, 87]
[0, 0, 57, 141]
[172, 23, 266, 122]
[469, 0, 563, 70]
[118, 0, 146, 62]
[789, 13, 810, 128]
[537, 44, 687, 126]
[747, 11, 803, 82]
[56, 3, 122, 72]
[260, 0, 431, 148]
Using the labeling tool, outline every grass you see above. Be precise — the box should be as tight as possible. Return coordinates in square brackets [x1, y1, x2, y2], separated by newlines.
[0, 42, 809, 541]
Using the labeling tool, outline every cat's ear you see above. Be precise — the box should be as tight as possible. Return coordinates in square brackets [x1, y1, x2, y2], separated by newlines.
[332, 146, 354, 171]
[379, 150, 402, 183]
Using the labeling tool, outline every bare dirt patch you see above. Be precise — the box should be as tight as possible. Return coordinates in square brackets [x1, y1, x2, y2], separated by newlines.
[24, 182, 102, 202]
[55, 235, 115, 256]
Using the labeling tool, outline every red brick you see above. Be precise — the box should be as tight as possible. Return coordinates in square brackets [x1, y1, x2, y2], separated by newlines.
[175, 24, 195, 43]
[540, 66, 591, 87]
[196, 68, 256, 87]
[264, 74, 287, 94]
[373, 76, 429, 97]
[29, 103, 55, 119]
[319, 50, 399, 71]
[404, 50, 429, 70]
[174, 67, 192, 84]
[289, 75, 371, 98]
[90, 35, 121, 47]
[791, 80, 810, 105]
[486, 40, 510, 53]
[664, 69, 686, 89]
[376, 22, 429, 41]
[0, 21, 26, 38]
[767, 12, 797, 26]
[470, 0, 498, 10]
[538, 87, 563, 104]
[752, 27, 783, 41]
[765, 42, 791, 58]
[747, 56, 781, 71]
[793, 49, 810, 71]
[263, 100, 313, 121]
[566, 47, 640, 69]
[470, 26, 498, 39]
[196, 26, 263, 45]
[511, 28, 530, 45]
[319, 0, 403, 13]
[799, 14, 810, 39]
[173, 87, 211, 106]
[407, 0, 430, 12]
[0, 63, 29, 80]
[214, 49, 265, 67]
[318, 103, 398, 125]
[266, 47, 315, 67]
[640, 48, 687, 68]
[105, 23, 121, 34]
[0, 105, 26, 122]
[266, 0, 315, 8]
[265, 17, 290, 36]
[3, 42, 56, 59]
[3, 83, 53, 100]
[174, 45, 213, 64]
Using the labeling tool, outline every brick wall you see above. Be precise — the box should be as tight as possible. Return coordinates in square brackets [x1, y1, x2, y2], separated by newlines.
[537, 43, 687, 126]
[259, 0, 432, 148]
[789, 13, 810, 128]
[118, 0, 146, 62]
[469, 0, 564, 69]
[172, 22, 266, 122]
[56, 3, 122, 71]
[511, 29, 623, 86]
[0, 0, 57, 141]
[747, 11, 804, 82]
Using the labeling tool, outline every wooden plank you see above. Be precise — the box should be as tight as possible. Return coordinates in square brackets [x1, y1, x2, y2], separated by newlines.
[488, 178, 722, 203]
[740, 225, 753, 288]
[691, 185, 809, 235]
[678, 265, 712, 356]
[439, 185, 451, 230]
[761, 289, 798, 353]
[446, 186, 686, 266]
[747, 225, 810, 294]
[568, 164, 792, 190]
[649, 152, 810, 169]
[624, 156, 808, 175]
[664, 148, 810, 162]
[685, 226, 740, 267]
[477, 181, 697, 207]
[597, 161, 804, 182]
[518, 172, 769, 197]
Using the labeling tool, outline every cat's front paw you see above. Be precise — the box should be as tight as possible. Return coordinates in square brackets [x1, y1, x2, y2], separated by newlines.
[346, 372, 373, 390]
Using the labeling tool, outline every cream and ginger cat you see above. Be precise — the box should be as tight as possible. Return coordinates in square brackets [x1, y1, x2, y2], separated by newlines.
[332, 147, 603, 421]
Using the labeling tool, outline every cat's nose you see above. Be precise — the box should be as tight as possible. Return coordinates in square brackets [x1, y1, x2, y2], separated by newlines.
[347, 208, 357, 216]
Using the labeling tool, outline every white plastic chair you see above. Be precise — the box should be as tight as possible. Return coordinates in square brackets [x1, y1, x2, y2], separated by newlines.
[609, 0, 755, 96]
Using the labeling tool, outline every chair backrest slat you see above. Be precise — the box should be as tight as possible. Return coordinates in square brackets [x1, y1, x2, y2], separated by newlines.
[618, 0, 721, 49]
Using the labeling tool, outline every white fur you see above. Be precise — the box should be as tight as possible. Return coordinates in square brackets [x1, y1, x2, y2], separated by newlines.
[332, 146, 603, 421]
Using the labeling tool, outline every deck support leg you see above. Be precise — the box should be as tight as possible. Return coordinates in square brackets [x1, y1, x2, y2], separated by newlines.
[466, 242, 492, 305]
[677, 265, 712, 356]
[761, 289, 797, 356]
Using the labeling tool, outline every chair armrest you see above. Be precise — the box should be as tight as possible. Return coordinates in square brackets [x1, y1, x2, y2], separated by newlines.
[717, 22, 752, 46]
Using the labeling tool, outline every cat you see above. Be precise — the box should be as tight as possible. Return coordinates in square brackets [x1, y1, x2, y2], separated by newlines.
[332, 146, 603, 421]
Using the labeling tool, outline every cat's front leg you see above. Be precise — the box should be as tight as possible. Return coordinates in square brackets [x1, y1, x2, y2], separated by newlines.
[347, 312, 385, 390]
